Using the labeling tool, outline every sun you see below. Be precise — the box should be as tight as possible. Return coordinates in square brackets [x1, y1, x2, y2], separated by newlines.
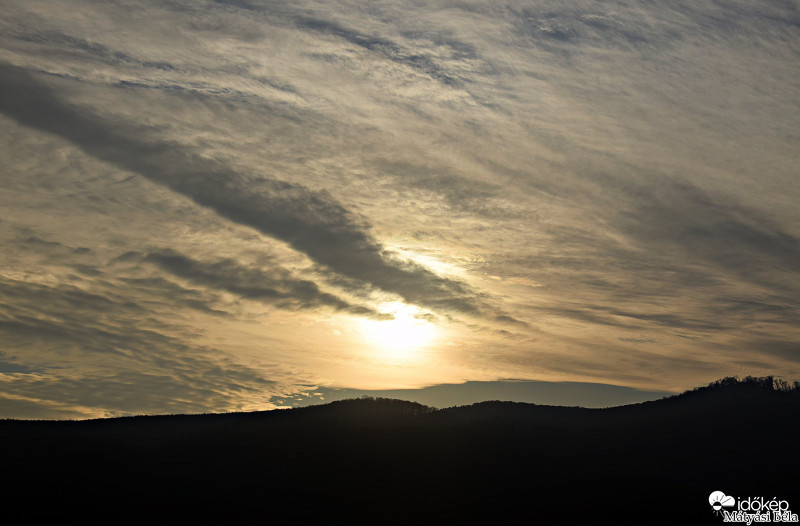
[359, 302, 438, 360]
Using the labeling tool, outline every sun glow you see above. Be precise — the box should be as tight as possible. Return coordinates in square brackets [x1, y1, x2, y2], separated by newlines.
[359, 302, 438, 360]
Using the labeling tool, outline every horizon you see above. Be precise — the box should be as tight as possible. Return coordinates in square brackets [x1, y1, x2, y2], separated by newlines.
[1, 0, 799, 420]
[3, 374, 794, 421]
[3, 374, 798, 426]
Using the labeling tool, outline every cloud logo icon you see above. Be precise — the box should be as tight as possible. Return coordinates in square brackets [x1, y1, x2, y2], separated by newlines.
[709, 491, 736, 512]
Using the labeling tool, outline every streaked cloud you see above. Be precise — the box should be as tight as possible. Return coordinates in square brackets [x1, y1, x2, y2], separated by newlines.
[1, 0, 798, 418]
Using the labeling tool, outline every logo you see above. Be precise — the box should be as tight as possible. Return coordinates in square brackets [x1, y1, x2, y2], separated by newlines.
[709, 491, 798, 524]
[710, 491, 736, 513]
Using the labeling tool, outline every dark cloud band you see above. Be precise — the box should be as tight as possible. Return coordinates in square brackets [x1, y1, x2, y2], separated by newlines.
[0, 64, 485, 317]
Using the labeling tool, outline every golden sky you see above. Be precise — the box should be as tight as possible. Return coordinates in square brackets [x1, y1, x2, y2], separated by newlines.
[0, 0, 798, 418]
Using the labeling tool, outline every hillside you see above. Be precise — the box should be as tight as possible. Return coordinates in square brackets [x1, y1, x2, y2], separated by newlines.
[3, 377, 798, 524]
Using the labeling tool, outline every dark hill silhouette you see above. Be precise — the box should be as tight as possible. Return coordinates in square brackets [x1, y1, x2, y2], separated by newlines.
[2, 377, 798, 524]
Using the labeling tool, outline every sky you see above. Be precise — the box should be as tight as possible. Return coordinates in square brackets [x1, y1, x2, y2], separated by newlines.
[1, 0, 798, 419]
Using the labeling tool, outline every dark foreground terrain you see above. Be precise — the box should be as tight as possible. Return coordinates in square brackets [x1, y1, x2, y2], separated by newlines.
[3, 377, 798, 524]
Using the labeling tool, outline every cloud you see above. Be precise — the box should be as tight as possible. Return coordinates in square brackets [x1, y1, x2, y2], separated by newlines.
[0, 352, 39, 374]
[610, 178, 800, 285]
[269, 379, 673, 409]
[142, 249, 389, 318]
[369, 158, 528, 220]
[0, 275, 178, 358]
[0, 63, 488, 317]
[0, 393, 92, 420]
[1, 0, 799, 417]
[5, 27, 177, 72]
[116, 276, 230, 316]
[0, 274, 279, 416]
[731, 339, 800, 365]
[292, 15, 465, 87]
[0, 369, 272, 417]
